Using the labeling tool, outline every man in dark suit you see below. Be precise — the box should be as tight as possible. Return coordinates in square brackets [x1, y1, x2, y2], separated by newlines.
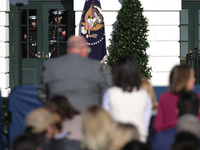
[38, 35, 108, 111]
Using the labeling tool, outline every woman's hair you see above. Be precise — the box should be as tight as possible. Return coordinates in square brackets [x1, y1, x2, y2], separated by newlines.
[171, 132, 199, 150]
[45, 96, 80, 120]
[169, 64, 192, 95]
[12, 133, 39, 150]
[112, 57, 141, 92]
[141, 77, 158, 110]
[81, 105, 116, 150]
[122, 140, 150, 150]
[178, 91, 199, 117]
[108, 123, 140, 150]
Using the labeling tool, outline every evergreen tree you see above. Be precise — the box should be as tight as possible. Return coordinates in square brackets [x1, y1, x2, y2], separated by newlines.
[107, 0, 152, 79]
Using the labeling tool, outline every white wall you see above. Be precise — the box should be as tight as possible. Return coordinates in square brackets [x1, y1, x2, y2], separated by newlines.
[142, 0, 181, 86]
[0, 0, 10, 97]
[0, 0, 182, 96]
[74, 0, 182, 86]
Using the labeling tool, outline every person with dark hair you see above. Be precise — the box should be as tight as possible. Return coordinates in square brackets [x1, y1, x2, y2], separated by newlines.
[177, 92, 200, 117]
[46, 96, 80, 120]
[102, 57, 152, 142]
[112, 57, 142, 92]
[122, 140, 150, 150]
[171, 132, 199, 150]
[152, 91, 200, 150]
[12, 133, 42, 150]
[45, 96, 82, 150]
[154, 64, 200, 132]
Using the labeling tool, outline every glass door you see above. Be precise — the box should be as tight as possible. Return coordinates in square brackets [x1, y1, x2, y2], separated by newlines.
[180, 2, 200, 62]
[43, 4, 74, 59]
[10, 2, 74, 87]
[20, 4, 43, 85]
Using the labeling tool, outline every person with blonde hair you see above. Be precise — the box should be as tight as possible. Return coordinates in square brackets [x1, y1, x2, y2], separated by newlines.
[81, 105, 116, 150]
[141, 77, 158, 110]
[108, 123, 140, 150]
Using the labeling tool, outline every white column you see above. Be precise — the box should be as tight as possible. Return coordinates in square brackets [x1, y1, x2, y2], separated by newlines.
[0, 0, 10, 97]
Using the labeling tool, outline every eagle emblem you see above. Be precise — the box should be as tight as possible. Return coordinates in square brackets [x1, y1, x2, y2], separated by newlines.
[81, 4, 104, 38]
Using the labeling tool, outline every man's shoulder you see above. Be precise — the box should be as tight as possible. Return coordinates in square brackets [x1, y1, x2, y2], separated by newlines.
[71, 54, 102, 67]
[43, 54, 102, 68]
[44, 55, 67, 63]
[83, 57, 101, 65]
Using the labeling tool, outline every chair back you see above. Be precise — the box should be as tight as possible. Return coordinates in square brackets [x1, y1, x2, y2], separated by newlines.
[8, 85, 43, 150]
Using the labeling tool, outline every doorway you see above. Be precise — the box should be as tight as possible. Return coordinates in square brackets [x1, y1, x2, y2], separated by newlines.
[10, 1, 74, 88]
[180, 1, 200, 63]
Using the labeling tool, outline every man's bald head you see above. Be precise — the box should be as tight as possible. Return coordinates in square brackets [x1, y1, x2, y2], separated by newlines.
[67, 35, 89, 57]
[67, 35, 87, 49]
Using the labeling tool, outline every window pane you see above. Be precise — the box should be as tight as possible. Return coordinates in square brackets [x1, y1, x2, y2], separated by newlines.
[61, 9, 68, 25]
[29, 10, 37, 26]
[199, 9, 200, 24]
[22, 26, 27, 58]
[180, 42, 188, 57]
[28, 25, 37, 58]
[21, 26, 27, 41]
[180, 26, 188, 41]
[22, 43, 27, 58]
[28, 42, 37, 58]
[198, 42, 200, 49]
[199, 26, 200, 40]
[21, 9, 37, 59]
[180, 9, 188, 24]
[49, 9, 67, 58]
[21, 9, 27, 25]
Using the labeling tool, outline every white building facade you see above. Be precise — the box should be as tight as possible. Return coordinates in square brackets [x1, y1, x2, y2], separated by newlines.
[0, 0, 184, 97]
[75, 0, 181, 85]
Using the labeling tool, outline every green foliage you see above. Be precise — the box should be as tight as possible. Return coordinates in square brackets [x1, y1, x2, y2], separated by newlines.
[2, 98, 8, 134]
[107, 0, 152, 79]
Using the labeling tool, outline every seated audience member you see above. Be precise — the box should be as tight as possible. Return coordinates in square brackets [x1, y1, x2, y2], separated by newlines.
[176, 114, 200, 138]
[25, 107, 61, 150]
[38, 35, 108, 112]
[81, 105, 116, 150]
[122, 140, 150, 150]
[108, 123, 140, 150]
[152, 91, 200, 150]
[171, 132, 199, 150]
[45, 96, 82, 150]
[12, 133, 42, 150]
[141, 77, 158, 110]
[154, 64, 199, 132]
[102, 57, 152, 142]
